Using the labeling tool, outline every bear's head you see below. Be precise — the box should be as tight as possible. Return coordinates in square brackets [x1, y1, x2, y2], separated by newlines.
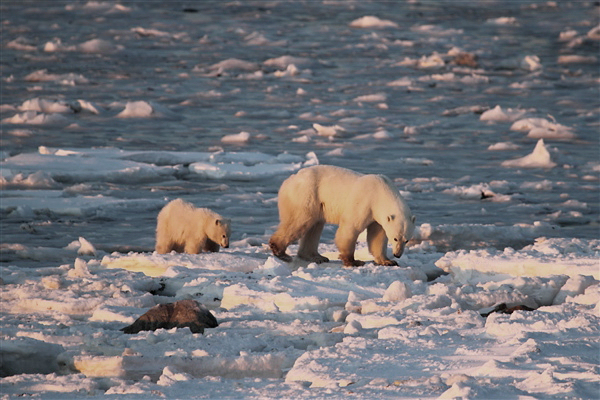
[383, 213, 416, 259]
[208, 218, 231, 248]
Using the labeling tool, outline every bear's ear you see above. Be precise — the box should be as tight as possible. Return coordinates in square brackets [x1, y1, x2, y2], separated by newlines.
[411, 215, 416, 224]
[215, 219, 221, 226]
[387, 215, 395, 222]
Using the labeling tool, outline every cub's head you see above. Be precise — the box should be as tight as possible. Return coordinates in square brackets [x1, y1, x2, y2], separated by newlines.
[209, 218, 231, 248]
[383, 213, 416, 259]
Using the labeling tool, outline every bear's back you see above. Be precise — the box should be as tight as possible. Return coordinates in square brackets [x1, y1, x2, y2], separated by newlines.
[160, 199, 221, 226]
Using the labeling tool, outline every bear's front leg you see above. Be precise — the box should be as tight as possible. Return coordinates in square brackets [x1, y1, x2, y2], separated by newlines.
[367, 222, 398, 266]
[269, 238, 293, 262]
[335, 225, 364, 267]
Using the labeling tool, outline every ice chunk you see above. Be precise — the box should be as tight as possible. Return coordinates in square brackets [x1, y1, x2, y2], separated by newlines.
[349, 16, 398, 29]
[382, 281, 412, 302]
[221, 131, 251, 143]
[501, 139, 557, 168]
[480, 105, 526, 123]
[3, 111, 68, 125]
[354, 93, 387, 103]
[486, 17, 518, 25]
[312, 123, 345, 137]
[511, 118, 575, 140]
[19, 98, 75, 114]
[117, 101, 158, 118]
[488, 142, 521, 151]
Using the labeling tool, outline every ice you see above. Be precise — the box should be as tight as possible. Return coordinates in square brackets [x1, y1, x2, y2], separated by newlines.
[208, 58, 260, 72]
[131, 27, 171, 38]
[558, 55, 598, 64]
[511, 117, 576, 140]
[436, 237, 600, 284]
[6, 37, 37, 52]
[3, 111, 68, 125]
[349, 16, 398, 29]
[263, 55, 314, 69]
[42, 38, 120, 54]
[353, 93, 387, 103]
[18, 98, 75, 114]
[486, 17, 518, 25]
[116, 100, 172, 118]
[480, 105, 527, 123]
[189, 161, 299, 180]
[1, 150, 175, 184]
[414, 222, 555, 251]
[77, 38, 118, 54]
[501, 139, 557, 168]
[487, 142, 521, 151]
[24, 69, 89, 85]
[221, 131, 251, 143]
[0, 338, 65, 376]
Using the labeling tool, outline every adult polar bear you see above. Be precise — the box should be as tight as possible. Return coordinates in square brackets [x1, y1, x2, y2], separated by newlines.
[269, 165, 416, 267]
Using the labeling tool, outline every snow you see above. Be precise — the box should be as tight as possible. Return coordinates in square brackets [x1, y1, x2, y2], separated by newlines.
[2, 234, 598, 397]
[1, 1, 598, 398]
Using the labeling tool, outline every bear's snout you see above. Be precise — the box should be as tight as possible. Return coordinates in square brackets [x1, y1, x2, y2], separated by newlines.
[221, 239, 229, 248]
[392, 241, 406, 258]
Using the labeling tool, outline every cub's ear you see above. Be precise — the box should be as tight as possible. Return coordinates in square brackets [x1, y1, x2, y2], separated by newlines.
[411, 215, 416, 224]
[387, 215, 395, 222]
[215, 219, 221, 226]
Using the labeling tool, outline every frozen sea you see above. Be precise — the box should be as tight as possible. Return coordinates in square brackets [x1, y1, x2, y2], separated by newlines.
[1, 1, 599, 399]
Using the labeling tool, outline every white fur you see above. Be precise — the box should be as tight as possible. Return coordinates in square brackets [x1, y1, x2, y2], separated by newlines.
[155, 199, 231, 254]
[269, 165, 415, 266]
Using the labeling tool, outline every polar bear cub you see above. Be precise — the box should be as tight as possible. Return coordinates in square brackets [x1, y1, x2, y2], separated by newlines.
[156, 199, 231, 254]
[269, 165, 415, 267]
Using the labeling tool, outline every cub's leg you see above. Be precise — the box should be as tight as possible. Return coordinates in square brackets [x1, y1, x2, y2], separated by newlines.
[297, 220, 329, 263]
[367, 222, 397, 266]
[203, 239, 220, 253]
[184, 237, 206, 254]
[171, 242, 185, 253]
[155, 227, 171, 253]
[335, 224, 364, 267]
[156, 241, 173, 254]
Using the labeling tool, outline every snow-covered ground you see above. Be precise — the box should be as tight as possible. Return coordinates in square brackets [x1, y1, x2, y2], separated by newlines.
[1, 1, 598, 398]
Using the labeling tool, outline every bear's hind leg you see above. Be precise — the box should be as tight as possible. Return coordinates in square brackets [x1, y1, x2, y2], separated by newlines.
[269, 217, 315, 262]
[298, 220, 329, 263]
[367, 222, 397, 266]
[335, 225, 364, 267]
